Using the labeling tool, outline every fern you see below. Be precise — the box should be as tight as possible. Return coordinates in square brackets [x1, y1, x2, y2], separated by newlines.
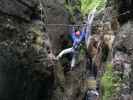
[80, 0, 107, 15]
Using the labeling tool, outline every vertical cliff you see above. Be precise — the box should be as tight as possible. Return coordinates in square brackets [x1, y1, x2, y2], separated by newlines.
[101, 0, 133, 99]
[0, 0, 68, 100]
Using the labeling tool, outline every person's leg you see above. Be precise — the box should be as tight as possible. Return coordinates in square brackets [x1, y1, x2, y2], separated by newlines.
[71, 53, 76, 69]
[56, 47, 74, 59]
[70, 50, 79, 69]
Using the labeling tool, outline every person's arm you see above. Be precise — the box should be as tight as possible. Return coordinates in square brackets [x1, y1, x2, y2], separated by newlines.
[71, 27, 76, 41]
[72, 26, 75, 33]
[82, 25, 86, 33]
[71, 32, 76, 41]
[79, 27, 86, 43]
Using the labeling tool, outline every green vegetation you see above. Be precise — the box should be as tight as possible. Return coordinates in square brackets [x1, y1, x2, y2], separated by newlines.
[65, 0, 81, 23]
[81, 0, 107, 15]
[65, 0, 107, 19]
[101, 64, 122, 100]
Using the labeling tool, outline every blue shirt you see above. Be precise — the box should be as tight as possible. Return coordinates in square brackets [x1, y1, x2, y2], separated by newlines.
[71, 31, 86, 49]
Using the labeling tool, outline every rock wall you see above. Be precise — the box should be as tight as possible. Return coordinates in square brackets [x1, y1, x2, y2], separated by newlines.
[0, 0, 68, 100]
[3, 0, 133, 100]
[112, 21, 133, 100]
[105, 0, 133, 99]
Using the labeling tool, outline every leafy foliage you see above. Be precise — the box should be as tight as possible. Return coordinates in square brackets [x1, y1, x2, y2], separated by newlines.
[101, 64, 122, 100]
[65, 0, 107, 23]
[65, 0, 81, 23]
[80, 0, 107, 15]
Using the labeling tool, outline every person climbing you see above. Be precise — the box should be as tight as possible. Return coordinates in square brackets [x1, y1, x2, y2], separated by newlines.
[56, 26, 86, 70]
[56, 9, 97, 70]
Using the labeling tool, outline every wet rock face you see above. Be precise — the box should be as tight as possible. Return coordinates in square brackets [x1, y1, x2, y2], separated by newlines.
[104, 0, 133, 99]
[45, 0, 68, 52]
[113, 0, 133, 24]
[112, 21, 133, 100]
[0, 0, 67, 100]
[0, 0, 38, 21]
[0, 16, 54, 99]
